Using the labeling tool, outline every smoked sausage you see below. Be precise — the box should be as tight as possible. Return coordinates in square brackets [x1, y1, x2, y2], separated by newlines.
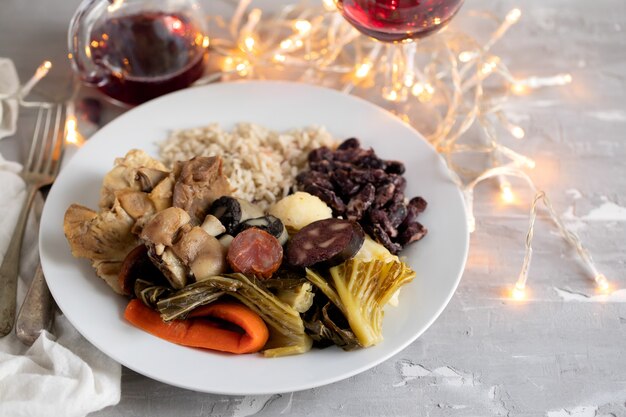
[227, 228, 283, 279]
[286, 219, 365, 268]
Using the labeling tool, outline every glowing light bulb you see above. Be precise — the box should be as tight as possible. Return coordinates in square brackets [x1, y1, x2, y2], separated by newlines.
[65, 117, 77, 143]
[559, 73, 573, 84]
[510, 83, 528, 95]
[505, 8, 522, 24]
[222, 56, 235, 72]
[243, 36, 255, 51]
[386, 90, 398, 101]
[36, 61, 52, 78]
[511, 126, 525, 139]
[500, 183, 515, 204]
[511, 283, 526, 300]
[355, 62, 372, 79]
[481, 61, 496, 75]
[595, 274, 610, 293]
[273, 53, 286, 63]
[171, 19, 182, 31]
[202, 36, 210, 48]
[236, 62, 249, 76]
[294, 20, 312, 34]
[65, 116, 84, 147]
[107, 0, 124, 12]
[382, 87, 400, 102]
[458, 51, 474, 63]
[280, 39, 294, 50]
[411, 83, 424, 96]
[322, 0, 336, 11]
[412, 83, 434, 102]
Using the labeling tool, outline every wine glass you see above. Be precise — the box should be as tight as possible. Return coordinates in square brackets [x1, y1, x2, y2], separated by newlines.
[335, 0, 464, 102]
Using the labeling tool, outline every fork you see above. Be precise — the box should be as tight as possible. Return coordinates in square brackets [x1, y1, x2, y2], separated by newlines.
[0, 104, 66, 337]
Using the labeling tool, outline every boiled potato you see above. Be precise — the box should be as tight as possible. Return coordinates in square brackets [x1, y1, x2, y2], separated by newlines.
[268, 192, 332, 232]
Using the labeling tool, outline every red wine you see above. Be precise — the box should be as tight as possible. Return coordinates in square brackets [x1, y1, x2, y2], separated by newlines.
[90, 12, 206, 105]
[336, 0, 464, 42]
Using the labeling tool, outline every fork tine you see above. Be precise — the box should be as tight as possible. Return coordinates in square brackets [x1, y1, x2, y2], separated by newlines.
[33, 106, 54, 174]
[43, 104, 63, 175]
[49, 104, 67, 177]
[25, 107, 45, 171]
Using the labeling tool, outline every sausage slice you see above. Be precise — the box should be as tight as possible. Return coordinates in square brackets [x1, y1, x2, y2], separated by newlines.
[227, 228, 283, 279]
[286, 219, 365, 268]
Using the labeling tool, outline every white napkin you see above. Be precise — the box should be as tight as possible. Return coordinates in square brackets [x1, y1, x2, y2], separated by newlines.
[0, 153, 121, 417]
[0, 58, 20, 140]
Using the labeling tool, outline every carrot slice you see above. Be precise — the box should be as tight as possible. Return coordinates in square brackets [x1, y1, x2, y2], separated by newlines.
[124, 299, 269, 354]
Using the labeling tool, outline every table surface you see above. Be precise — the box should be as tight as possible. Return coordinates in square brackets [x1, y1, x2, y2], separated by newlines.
[2, 1, 625, 416]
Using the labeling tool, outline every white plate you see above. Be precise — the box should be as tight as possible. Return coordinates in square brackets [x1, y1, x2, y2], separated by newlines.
[40, 81, 469, 395]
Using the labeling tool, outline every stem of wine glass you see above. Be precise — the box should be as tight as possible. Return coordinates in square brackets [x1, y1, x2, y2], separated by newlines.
[403, 42, 417, 88]
[382, 44, 407, 102]
[382, 42, 421, 103]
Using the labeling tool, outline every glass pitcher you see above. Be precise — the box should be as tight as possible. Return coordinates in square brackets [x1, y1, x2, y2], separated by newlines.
[68, 0, 209, 106]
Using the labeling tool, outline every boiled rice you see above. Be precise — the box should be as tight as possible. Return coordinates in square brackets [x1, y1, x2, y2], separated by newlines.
[159, 123, 336, 209]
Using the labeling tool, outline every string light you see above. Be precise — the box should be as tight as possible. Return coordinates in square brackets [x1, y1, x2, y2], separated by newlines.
[500, 181, 515, 204]
[355, 62, 373, 79]
[481, 56, 499, 75]
[510, 82, 529, 95]
[280, 39, 294, 50]
[107, 0, 123, 12]
[515, 73, 573, 89]
[382, 87, 400, 102]
[222, 56, 235, 72]
[411, 83, 425, 96]
[63, 100, 85, 147]
[322, 0, 336, 11]
[595, 274, 610, 293]
[294, 19, 312, 34]
[235, 62, 249, 76]
[511, 126, 525, 139]
[496, 112, 526, 139]
[505, 8, 522, 24]
[243, 36, 256, 51]
[20, 60, 52, 98]
[511, 282, 527, 301]
[458, 51, 474, 63]
[195, 1, 614, 298]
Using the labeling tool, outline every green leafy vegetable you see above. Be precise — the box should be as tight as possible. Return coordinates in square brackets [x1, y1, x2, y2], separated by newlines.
[304, 302, 361, 350]
[155, 278, 240, 321]
[134, 279, 171, 310]
[275, 282, 314, 313]
[306, 258, 415, 348]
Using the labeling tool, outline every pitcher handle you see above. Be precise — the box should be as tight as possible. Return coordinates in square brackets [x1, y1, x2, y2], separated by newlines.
[68, 0, 109, 86]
